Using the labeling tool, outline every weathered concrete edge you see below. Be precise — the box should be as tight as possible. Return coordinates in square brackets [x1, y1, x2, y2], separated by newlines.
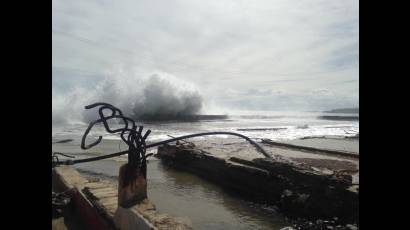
[261, 139, 359, 159]
[156, 144, 358, 223]
[52, 166, 116, 230]
[53, 166, 157, 229]
[114, 207, 156, 230]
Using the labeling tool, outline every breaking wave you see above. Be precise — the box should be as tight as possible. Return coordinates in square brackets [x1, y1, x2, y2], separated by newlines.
[52, 71, 203, 125]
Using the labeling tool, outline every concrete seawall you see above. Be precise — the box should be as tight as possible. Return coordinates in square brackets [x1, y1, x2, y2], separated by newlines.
[52, 166, 192, 230]
[156, 144, 358, 224]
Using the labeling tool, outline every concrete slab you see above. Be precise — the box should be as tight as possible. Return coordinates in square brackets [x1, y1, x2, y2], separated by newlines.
[53, 165, 193, 230]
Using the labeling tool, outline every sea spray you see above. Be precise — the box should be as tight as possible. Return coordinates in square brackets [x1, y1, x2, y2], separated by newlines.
[52, 71, 203, 125]
[132, 74, 202, 120]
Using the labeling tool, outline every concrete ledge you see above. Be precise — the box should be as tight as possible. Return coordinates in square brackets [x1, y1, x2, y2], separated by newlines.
[53, 166, 115, 230]
[114, 206, 156, 230]
[52, 166, 192, 230]
[261, 139, 359, 159]
[157, 144, 358, 224]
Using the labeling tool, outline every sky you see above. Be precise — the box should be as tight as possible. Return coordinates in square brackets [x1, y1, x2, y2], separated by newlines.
[52, 0, 358, 115]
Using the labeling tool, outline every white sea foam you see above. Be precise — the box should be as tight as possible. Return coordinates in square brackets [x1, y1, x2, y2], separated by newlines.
[52, 116, 358, 144]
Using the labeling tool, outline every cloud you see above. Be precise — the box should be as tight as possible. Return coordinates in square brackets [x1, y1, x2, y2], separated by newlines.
[211, 87, 355, 112]
[52, 0, 358, 112]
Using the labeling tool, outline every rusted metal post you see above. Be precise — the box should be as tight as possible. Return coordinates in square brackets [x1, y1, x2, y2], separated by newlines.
[118, 164, 147, 208]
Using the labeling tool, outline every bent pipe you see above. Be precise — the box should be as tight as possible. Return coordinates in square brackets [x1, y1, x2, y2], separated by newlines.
[60, 131, 271, 166]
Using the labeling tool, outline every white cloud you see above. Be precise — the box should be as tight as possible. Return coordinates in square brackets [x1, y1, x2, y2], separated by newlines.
[52, 0, 358, 112]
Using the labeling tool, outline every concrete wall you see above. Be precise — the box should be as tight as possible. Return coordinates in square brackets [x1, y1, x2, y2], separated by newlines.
[52, 166, 192, 230]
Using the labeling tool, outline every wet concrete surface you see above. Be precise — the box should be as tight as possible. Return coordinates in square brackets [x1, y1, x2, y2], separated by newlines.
[191, 137, 359, 185]
[282, 137, 359, 154]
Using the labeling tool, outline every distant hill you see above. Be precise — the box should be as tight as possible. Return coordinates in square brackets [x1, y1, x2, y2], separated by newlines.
[324, 108, 359, 114]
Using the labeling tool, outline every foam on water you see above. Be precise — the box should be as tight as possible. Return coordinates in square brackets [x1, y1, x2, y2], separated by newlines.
[52, 114, 358, 144]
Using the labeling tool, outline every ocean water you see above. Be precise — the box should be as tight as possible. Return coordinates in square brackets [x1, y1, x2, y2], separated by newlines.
[52, 112, 358, 230]
[52, 112, 359, 144]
